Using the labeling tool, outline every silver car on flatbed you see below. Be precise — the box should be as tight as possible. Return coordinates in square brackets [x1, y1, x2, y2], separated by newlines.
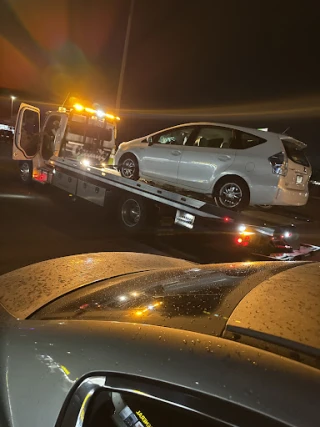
[0, 252, 319, 427]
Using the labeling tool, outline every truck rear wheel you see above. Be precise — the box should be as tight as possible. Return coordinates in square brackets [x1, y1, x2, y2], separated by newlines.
[19, 160, 33, 184]
[118, 194, 152, 233]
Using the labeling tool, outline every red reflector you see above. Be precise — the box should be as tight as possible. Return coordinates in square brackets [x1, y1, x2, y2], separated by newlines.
[236, 234, 251, 246]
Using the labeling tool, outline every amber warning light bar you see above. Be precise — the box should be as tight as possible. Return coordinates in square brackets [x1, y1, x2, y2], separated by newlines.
[72, 103, 120, 121]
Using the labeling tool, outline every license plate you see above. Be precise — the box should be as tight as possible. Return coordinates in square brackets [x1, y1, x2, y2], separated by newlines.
[175, 210, 195, 229]
[296, 175, 303, 184]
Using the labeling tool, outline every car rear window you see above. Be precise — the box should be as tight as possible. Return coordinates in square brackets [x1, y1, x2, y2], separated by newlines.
[238, 132, 266, 149]
[282, 139, 310, 167]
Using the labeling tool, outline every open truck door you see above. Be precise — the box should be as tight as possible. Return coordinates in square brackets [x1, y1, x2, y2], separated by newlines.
[13, 103, 40, 161]
[12, 103, 40, 183]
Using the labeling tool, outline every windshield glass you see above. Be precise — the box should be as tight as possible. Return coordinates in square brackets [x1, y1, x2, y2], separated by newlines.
[31, 263, 288, 336]
[61, 114, 114, 164]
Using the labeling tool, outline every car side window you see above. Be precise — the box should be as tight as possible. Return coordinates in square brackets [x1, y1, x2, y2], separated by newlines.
[83, 389, 223, 427]
[193, 126, 235, 149]
[154, 127, 194, 146]
[61, 374, 284, 427]
[238, 132, 266, 149]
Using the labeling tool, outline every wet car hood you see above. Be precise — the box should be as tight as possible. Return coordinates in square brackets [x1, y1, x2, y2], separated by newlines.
[0, 252, 193, 319]
[226, 262, 320, 351]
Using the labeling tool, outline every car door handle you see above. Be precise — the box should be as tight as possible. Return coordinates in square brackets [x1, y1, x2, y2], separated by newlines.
[171, 150, 181, 156]
[218, 155, 231, 161]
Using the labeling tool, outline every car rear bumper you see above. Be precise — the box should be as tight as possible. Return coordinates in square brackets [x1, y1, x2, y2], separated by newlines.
[272, 187, 309, 206]
[250, 184, 309, 206]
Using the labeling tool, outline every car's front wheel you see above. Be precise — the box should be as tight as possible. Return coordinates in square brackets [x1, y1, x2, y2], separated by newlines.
[119, 154, 139, 180]
[214, 176, 250, 211]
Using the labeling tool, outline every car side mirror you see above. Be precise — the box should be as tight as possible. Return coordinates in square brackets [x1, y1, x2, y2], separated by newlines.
[147, 136, 153, 146]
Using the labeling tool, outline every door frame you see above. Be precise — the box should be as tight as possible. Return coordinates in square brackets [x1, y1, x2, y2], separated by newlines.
[13, 103, 41, 160]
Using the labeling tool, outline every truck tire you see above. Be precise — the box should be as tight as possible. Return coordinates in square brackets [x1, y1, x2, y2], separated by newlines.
[19, 160, 33, 185]
[214, 176, 250, 211]
[118, 194, 151, 233]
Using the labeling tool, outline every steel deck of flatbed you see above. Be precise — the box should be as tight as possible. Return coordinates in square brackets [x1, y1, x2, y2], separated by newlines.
[50, 156, 277, 234]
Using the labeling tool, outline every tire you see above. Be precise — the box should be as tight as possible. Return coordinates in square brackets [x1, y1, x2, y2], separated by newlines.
[118, 194, 152, 233]
[119, 154, 139, 180]
[19, 160, 33, 185]
[214, 176, 250, 211]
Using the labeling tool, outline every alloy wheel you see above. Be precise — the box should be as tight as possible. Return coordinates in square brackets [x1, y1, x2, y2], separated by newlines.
[218, 182, 243, 208]
[122, 158, 136, 179]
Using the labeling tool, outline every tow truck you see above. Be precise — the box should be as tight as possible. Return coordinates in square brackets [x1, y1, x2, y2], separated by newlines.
[12, 102, 319, 262]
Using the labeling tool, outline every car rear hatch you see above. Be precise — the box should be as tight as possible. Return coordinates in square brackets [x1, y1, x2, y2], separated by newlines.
[281, 138, 311, 190]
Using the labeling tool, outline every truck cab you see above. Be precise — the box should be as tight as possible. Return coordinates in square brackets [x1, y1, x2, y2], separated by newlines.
[12, 103, 119, 183]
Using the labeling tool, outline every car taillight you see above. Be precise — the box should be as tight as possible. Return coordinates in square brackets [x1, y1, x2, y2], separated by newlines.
[268, 152, 288, 176]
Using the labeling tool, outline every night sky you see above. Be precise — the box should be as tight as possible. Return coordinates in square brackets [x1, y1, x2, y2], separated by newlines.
[1, 0, 319, 162]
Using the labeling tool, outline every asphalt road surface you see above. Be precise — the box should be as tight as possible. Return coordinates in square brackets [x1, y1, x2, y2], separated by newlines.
[1, 142, 319, 275]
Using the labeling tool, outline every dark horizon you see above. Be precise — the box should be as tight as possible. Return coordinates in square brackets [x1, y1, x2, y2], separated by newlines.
[1, 0, 319, 160]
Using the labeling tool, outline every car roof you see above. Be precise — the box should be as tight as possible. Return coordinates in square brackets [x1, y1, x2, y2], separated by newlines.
[144, 122, 283, 139]
[0, 252, 193, 319]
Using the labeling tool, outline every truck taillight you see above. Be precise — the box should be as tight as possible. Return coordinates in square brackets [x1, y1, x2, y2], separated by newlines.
[235, 234, 251, 246]
[33, 170, 48, 182]
[268, 152, 288, 176]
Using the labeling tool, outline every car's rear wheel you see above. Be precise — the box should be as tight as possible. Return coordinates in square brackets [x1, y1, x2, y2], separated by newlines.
[119, 154, 139, 180]
[214, 176, 250, 211]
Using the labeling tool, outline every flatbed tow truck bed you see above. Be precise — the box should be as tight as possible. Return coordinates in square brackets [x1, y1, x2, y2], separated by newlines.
[30, 156, 319, 262]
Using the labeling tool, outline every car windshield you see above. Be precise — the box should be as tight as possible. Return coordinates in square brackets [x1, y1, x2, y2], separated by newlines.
[31, 263, 289, 336]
